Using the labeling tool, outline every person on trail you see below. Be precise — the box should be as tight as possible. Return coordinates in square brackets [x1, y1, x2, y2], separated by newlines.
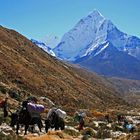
[74, 112, 86, 131]
[78, 115, 85, 131]
[123, 119, 135, 133]
[117, 114, 123, 123]
[2, 97, 9, 118]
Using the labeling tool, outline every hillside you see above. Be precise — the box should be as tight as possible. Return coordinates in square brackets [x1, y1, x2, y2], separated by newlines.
[0, 26, 127, 112]
[105, 77, 140, 105]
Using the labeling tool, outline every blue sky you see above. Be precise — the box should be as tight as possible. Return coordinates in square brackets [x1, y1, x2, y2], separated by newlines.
[1, 0, 140, 40]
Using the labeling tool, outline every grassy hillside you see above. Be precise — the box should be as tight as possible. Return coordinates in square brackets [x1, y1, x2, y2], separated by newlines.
[105, 77, 140, 105]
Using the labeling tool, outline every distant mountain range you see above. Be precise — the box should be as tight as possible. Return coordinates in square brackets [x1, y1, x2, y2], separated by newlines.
[31, 39, 56, 56]
[52, 10, 140, 80]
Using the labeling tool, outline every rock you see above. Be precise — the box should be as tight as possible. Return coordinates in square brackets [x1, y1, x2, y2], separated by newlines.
[111, 131, 127, 138]
[0, 123, 14, 134]
[1, 131, 9, 136]
[64, 126, 80, 136]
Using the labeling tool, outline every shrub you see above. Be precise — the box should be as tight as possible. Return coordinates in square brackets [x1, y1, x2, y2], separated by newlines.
[0, 85, 7, 94]
[64, 127, 80, 137]
[81, 127, 96, 137]
[8, 89, 20, 101]
[0, 132, 24, 140]
[96, 128, 111, 139]
[0, 112, 11, 125]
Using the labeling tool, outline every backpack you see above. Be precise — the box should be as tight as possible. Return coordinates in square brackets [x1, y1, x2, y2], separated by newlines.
[74, 114, 83, 122]
[0, 100, 5, 108]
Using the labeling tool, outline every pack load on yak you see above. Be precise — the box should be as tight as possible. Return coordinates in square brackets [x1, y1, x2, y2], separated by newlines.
[47, 108, 67, 120]
[27, 102, 45, 114]
[55, 109, 67, 119]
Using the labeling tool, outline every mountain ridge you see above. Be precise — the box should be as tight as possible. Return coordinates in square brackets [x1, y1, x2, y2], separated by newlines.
[74, 41, 140, 79]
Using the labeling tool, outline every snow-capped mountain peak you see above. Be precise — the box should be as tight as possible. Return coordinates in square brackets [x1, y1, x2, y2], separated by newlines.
[87, 10, 104, 21]
[75, 10, 105, 29]
[53, 11, 116, 60]
[53, 10, 108, 61]
[54, 10, 140, 62]
[89, 9, 103, 17]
